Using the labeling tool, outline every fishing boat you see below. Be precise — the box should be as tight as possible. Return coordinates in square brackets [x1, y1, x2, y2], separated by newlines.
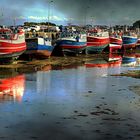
[109, 35, 122, 53]
[25, 36, 54, 58]
[55, 33, 87, 56]
[86, 31, 110, 54]
[0, 28, 26, 61]
[122, 33, 138, 50]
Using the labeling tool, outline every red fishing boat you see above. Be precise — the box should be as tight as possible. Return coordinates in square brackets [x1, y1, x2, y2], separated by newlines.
[0, 28, 26, 60]
[86, 31, 109, 54]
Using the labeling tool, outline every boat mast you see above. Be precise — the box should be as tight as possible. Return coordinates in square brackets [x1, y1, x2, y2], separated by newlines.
[13, 17, 16, 26]
[0, 8, 4, 25]
[47, 1, 53, 32]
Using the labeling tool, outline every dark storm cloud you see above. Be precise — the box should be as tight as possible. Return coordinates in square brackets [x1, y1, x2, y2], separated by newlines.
[54, 0, 140, 25]
[1, 0, 140, 25]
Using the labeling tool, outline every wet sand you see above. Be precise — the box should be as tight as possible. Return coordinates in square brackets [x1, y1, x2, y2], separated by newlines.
[0, 54, 106, 74]
[112, 70, 140, 79]
[129, 85, 140, 96]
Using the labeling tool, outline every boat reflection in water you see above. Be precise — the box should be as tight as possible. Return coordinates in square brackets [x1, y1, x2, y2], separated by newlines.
[85, 53, 122, 76]
[108, 53, 122, 62]
[135, 53, 140, 66]
[0, 72, 25, 102]
[36, 64, 52, 72]
[85, 53, 122, 68]
[122, 52, 137, 67]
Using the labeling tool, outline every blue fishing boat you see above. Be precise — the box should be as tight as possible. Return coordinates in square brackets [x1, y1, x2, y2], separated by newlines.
[25, 36, 54, 58]
[122, 35, 138, 50]
[56, 33, 87, 56]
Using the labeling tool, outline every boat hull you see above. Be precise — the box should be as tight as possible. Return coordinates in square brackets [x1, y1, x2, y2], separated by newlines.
[122, 36, 138, 50]
[86, 36, 109, 53]
[0, 30, 26, 59]
[56, 39, 86, 55]
[109, 37, 122, 45]
[86, 44, 108, 54]
[25, 37, 54, 58]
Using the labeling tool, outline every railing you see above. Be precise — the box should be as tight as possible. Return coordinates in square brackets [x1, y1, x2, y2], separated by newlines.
[0, 28, 19, 40]
[0, 33, 12, 40]
[88, 32, 109, 37]
[0, 33, 23, 40]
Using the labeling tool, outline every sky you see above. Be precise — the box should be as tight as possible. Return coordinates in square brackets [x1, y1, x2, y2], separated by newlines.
[0, 0, 139, 26]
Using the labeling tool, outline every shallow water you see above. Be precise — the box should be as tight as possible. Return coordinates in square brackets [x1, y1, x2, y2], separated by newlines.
[1, 56, 140, 140]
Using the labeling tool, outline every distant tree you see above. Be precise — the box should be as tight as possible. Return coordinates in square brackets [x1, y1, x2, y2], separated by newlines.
[133, 20, 140, 28]
[24, 22, 56, 26]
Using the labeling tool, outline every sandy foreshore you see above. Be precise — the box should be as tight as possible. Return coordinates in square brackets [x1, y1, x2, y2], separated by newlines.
[0, 54, 106, 73]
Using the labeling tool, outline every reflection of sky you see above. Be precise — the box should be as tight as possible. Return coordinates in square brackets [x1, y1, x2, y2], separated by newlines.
[23, 64, 140, 104]
[26, 65, 139, 100]
[37, 67, 87, 97]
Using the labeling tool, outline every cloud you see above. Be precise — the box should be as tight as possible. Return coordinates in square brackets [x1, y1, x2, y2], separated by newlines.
[52, 16, 68, 21]
[28, 16, 47, 20]
[0, 0, 140, 25]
